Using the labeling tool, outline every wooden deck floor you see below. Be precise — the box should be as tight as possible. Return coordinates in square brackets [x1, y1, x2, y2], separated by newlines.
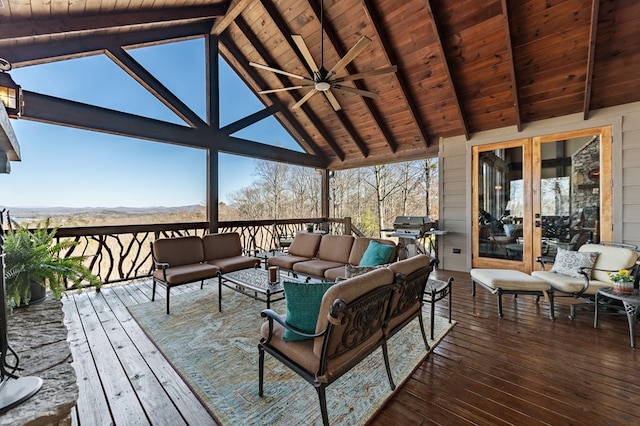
[61, 270, 640, 425]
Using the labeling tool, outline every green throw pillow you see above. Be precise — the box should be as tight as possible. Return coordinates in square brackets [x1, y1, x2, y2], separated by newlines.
[283, 281, 336, 342]
[359, 240, 394, 266]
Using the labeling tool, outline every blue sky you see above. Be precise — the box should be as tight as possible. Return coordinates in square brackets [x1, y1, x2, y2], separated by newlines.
[0, 38, 302, 208]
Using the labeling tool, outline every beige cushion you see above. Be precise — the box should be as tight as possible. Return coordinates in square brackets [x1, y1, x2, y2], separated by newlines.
[293, 259, 345, 277]
[470, 269, 550, 292]
[316, 235, 354, 263]
[202, 232, 242, 261]
[531, 270, 609, 295]
[152, 236, 204, 267]
[288, 233, 323, 258]
[153, 263, 219, 285]
[578, 244, 638, 282]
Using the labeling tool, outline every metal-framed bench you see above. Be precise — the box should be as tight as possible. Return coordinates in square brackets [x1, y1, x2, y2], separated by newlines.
[470, 269, 555, 320]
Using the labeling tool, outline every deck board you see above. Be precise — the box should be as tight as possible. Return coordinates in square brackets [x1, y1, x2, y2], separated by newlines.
[60, 271, 640, 425]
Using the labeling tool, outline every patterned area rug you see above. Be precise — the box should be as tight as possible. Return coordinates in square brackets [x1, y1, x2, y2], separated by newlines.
[129, 285, 455, 425]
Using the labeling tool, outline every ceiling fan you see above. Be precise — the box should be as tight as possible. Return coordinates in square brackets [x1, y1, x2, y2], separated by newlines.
[249, 0, 397, 111]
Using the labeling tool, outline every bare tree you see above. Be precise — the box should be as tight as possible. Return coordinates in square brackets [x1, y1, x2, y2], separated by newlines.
[254, 160, 289, 220]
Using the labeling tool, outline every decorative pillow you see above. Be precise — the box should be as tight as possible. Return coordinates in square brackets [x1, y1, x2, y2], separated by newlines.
[359, 240, 394, 267]
[550, 247, 599, 279]
[345, 264, 380, 279]
[283, 281, 336, 341]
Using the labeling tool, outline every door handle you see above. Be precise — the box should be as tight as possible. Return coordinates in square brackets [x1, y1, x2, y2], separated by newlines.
[535, 221, 541, 228]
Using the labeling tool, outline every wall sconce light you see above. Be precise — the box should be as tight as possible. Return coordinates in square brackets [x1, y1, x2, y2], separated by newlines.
[0, 58, 23, 118]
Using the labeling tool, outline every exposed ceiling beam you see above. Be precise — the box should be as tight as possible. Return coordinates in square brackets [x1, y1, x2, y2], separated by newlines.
[4, 22, 213, 67]
[0, 4, 230, 41]
[426, 0, 470, 141]
[219, 34, 326, 159]
[21, 90, 325, 168]
[220, 105, 279, 135]
[360, 0, 430, 148]
[106, 47, 208, 129]
[233, 15, 345, 161]
[583, 0, 600, 121]
[500, 0, 522, 132]
[221, 135, 328, 168]
[211, 0, 257, 36]
[22, 90, 210, 148]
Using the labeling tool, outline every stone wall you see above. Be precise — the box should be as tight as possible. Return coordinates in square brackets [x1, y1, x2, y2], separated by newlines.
[1, 295, 77, 426]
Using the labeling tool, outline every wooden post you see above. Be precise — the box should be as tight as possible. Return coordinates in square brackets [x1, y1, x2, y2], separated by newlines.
[206, 34, 219, 233]
[344, 217, 352, 235]
[321, 169, 330, 219]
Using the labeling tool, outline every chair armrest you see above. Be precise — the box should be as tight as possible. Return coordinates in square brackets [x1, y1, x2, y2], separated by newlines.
[536, 256, 555, 270]
[260, 309, 325, 343]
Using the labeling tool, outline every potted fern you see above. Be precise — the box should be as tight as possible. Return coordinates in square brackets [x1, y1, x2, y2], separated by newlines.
[3, 222, 101, 308]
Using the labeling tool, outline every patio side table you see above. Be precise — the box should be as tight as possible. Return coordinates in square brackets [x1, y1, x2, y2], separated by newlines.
[594, 287, 640, 348]
[424, 277, 453, 339]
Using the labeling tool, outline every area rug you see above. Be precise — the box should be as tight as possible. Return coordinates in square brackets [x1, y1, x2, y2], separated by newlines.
[128, 286, 455, 425]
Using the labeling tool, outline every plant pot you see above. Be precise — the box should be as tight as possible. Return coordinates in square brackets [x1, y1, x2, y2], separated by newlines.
[612, 281, 634, 295]
[17, 282, 47, 308]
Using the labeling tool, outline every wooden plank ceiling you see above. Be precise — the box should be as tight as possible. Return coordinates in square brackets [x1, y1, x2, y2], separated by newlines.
[1, 0, 639, 170]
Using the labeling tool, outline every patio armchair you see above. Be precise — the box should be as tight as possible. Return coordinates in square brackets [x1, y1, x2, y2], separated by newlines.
[258, 267, 396, 426]
[532, 242, 639, 319]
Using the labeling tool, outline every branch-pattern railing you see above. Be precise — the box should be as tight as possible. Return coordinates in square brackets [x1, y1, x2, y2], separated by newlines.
[50, 218, 355, 287]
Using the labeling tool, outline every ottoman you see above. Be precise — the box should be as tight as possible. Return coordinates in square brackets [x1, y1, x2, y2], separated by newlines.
[470, 268, 555, 320]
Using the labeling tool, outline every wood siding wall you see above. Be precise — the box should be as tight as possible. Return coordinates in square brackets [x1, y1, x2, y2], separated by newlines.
[439, 100, 640, 272]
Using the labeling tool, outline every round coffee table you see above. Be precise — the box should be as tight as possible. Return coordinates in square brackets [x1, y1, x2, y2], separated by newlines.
[594, 287, 640, 348]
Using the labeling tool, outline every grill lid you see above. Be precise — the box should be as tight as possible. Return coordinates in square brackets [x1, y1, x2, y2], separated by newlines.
[392, 216, 433, 236]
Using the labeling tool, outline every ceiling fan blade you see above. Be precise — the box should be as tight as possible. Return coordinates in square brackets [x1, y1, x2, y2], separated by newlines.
[332, 65, 398, 83]
[249, 62, 312, 82]
[292, 89, 319, 109]
[292, 35, 319, 73]
[327, 36, 371, 77]
[258, 85, 314, 94]
[324, 89, 342, 111]
[332, 84, 379, 99]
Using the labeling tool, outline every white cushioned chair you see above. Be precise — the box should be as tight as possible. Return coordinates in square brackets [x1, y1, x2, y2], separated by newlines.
[532, 242, 639, 319]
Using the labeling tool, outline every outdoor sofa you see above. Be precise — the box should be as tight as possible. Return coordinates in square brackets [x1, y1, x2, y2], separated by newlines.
[151, 232, 260, 313]
[267, 233, 398, 281]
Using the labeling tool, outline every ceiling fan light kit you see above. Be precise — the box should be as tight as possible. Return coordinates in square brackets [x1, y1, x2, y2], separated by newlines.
[250, 0, 396, 111]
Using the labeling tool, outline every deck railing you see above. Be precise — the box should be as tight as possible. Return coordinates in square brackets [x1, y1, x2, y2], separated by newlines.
[52, 217, 355, 287]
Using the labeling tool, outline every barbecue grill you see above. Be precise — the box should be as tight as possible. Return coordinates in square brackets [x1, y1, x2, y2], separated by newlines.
[389, 215, 434, 238]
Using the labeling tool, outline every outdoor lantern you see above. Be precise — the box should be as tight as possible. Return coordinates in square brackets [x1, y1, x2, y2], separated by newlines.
[0, 58, 23, 118]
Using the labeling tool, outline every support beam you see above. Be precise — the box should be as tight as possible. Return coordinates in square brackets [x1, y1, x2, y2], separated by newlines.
[106, 47, 208, 129]
[361, 0, 429, 148]
[220, 105, 279, 135]
[206, 35, 220, 130]
[5, 22, 213, 67]
[500, 0, 522, 132]
[211, 0, 257, 36]
[233, 15, 345, 160]
[0, 105, 20, 161]
[321, 170, 330, 219]
[207, 149, 219, 233]
[426, 0, 470, 141]
[21, 90, 327, 167]
[0, 4, 230, 41]
[583, 0, 600, 121]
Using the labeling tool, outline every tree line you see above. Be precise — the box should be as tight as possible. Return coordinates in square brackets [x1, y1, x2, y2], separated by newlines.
[221, 158, 439, 238]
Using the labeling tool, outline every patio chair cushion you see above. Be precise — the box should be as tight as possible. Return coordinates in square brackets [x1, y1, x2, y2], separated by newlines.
[210, 255, 260, 273]
[282, 281, 336, 342]
[550, 247, 599, 278]
[579, 243, 638, 282]
[202, 232, 243, 260]
[152, 263, 220, 285]
[268, 254, 313, 270]
[316, 235, 354, 264]
[530, 270, 610, 295]
[293, 259, 346, 277]
[359, 240, 395, 266]
[288, 232, 323, 258]
[152, 235, 204, 267]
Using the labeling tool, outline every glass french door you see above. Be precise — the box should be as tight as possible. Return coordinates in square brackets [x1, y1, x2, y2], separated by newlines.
[472, 127, 611, 272]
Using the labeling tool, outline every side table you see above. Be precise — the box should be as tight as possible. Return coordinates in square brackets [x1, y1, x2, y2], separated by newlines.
[423, 277, 453, 339]
[253, 249, 287, 269]
[594, 287, 640, 348]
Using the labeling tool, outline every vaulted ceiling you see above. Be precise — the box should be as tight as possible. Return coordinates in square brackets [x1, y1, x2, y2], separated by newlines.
[1, 0, 639, 170]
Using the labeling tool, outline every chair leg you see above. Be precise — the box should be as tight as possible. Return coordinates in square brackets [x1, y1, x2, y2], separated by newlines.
[381, 341, 396, 390]
[316, 385, 330, 426]
[448, 278, 453, 324]
[417, 313, 431, 351]
[200, 279, 204, 289]
[548, 292, 556, 321]
[166, 286, 170, 314]
[496, 289, 504, 318]
[151, 279, 157, 301]
[430, 298, 436, 340]
[258, 344, 265, 397]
